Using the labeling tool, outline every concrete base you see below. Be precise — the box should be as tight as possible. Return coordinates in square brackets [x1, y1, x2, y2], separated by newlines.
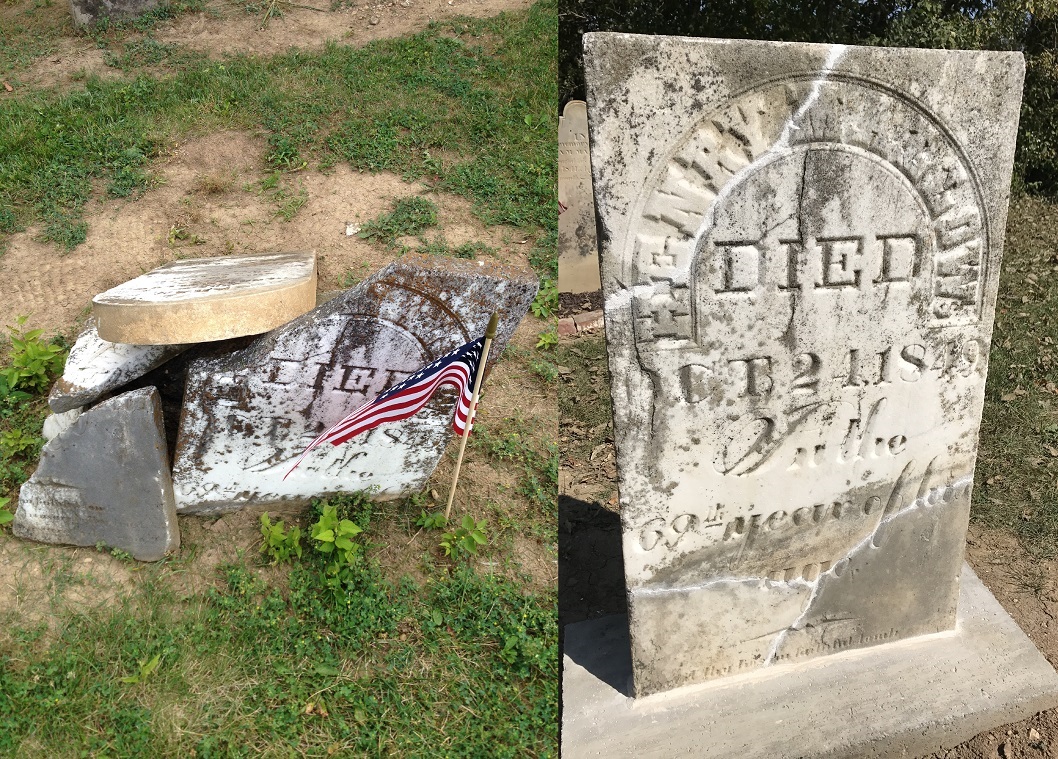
[562, 564, 1058, 758]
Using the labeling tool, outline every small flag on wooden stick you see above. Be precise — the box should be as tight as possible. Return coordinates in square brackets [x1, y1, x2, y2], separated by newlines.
[284, 313, 499, 480]
[444, 312, 499, 520]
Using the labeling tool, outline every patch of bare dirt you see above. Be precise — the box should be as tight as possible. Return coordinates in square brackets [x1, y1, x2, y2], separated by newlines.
[20, 37, 125, 90]
[0, 532, 137, 651]
[16, 0, 530, 91]
[0, 129, 523, 336]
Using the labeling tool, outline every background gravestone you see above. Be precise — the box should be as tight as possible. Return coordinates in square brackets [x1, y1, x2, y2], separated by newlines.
[558, 100, 601, 295]
[68, 0, 158, 27]
[172, 254, 537, 514]
[584, 34, 1024, 697]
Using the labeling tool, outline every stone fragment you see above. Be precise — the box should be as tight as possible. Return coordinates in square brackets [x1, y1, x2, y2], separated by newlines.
[42, 408, 81, 442]
[171, 253, 537, 514]
[67, 0, 158, 27]
[92, 252, 317, 345]
[572, 311, 603, 332]
[584, 34, 1025, 696]
[14, 387, 179, 561]
[49, 318, 187, 413]
[558, 100, 601, 294]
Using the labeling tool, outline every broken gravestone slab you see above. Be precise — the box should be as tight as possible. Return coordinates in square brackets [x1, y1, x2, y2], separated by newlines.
[559, 100, 601, 294]
[92, 252, 317, 345]
[49, 318, 187, 413]
[171, 253, 538, 514]
[14, 387, 179, 561]
[584, 34, 1024, 696]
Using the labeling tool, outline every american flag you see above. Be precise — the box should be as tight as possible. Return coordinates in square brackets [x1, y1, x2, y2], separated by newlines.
[284, 334, 486, 478]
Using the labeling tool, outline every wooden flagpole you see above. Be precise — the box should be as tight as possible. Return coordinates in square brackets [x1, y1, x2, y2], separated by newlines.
[445, 312, 499, 521]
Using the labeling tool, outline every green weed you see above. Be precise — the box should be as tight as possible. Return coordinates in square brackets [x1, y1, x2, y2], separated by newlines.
[529, 228, 557, 279]
[536, 326, 557, 351]
[416, 235, 496, 259]
[358, 196, 438, 247]
[119, 653, 162, 685]
[0, 428, 37, 459]
[2, 316, 66, 395]
[529, 358, 558, 382]
[339, 261, 371, 288]
[259, 513, 302, 564]
[531, 277, 557, 319]
[416, 510, 447, 531]
[440, 514, 487, 558]
[274, 184, 308, 222]
[310, 502, 363, 575]
[473, 417, 557, 517]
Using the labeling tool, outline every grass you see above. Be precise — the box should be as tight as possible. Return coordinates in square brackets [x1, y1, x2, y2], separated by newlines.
[357, 197, 503, 260]
[0, 497, 557, 756]
[473, 416, 558, 523]
[0, 0, 207, 108]
[0, 0, 557, 252]
[972, 193, 1058, 557]
[416, 237, 497, 260]
[358, 196, 439, 247]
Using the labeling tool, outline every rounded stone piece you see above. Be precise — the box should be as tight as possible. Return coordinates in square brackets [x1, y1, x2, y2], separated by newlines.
[92, 252, 318, 345]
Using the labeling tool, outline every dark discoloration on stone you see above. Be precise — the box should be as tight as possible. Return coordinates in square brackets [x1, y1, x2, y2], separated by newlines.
[171, 254, 537, 515]
[14, 387, 178, 561]
[585, 34, 1023, 696]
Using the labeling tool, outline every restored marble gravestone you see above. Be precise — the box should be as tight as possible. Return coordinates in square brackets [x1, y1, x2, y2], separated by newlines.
[172, 254, 537, 514]
[583, 34, 1025, 700]
[559, 100, 602, 294]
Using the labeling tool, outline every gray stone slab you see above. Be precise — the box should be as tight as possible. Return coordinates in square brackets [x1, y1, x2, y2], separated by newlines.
[68, 0, 158, 27]
[562, 564, 1058, 759]
[171, 253, 538, 514]
[92, 252, 317, 345]
[49, 318, 187, 413]
[42, 408, 81, 442]
[14, 387, 179, 562]
[559, 100, 601, 294]
[583, 34, 1025, 695]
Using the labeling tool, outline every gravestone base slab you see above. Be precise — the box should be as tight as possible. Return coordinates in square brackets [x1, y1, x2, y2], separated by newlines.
[562, 565, 1058, 759]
